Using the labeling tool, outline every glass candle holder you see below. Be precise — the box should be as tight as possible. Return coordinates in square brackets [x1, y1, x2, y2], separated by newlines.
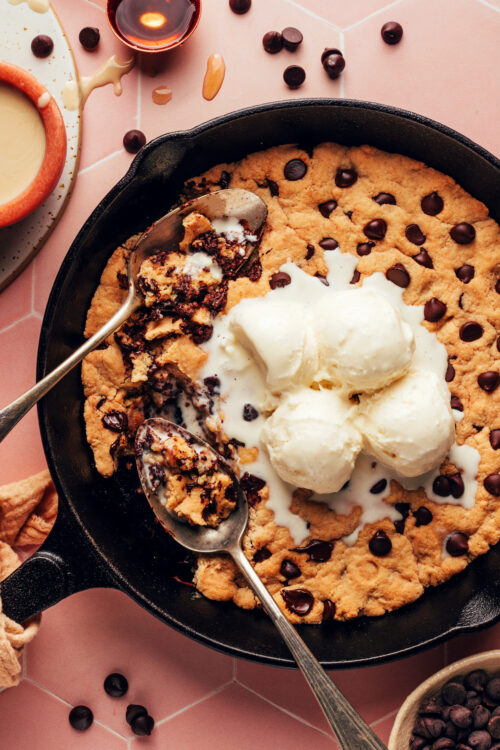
[107, 0, 201, 53]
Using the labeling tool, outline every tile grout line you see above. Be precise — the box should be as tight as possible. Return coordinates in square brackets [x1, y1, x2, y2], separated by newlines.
[369, 707, 398, 728]
[0, 312, 37, 336]
[232, 657, 237, 681]
[342, 0, 406, 32]
[476, 0, 500, 12]
[78, 147, 125, 176]
[84, 0, 106, 13]
[234, 679, 336, 741]
[280, 0, 342, 32]
[154, 679, 234, 728]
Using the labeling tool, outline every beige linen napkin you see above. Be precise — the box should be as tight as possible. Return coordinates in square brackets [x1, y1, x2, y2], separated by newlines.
[0, 470, 57, 688]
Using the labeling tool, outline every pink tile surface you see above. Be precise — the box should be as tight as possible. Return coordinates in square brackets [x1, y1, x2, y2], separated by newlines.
[1, 0, 500, 748]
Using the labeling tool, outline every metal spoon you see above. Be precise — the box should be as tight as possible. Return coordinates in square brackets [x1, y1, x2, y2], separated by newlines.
[136, 418, 387, 750]
[0, 189, 267, 442]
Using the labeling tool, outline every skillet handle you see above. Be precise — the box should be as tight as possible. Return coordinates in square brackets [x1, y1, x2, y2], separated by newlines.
[1, 500, 115, 624]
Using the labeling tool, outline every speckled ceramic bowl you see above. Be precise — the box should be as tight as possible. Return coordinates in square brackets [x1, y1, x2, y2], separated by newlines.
[389, 650, 500, 749]
[0, 61, 67, 228]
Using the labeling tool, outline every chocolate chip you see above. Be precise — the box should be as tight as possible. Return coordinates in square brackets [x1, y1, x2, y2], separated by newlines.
[357, 242, 374, 256]
[373, 192, 396, 205]
[381, 21, 403, 44]
[498, 336, 500, 353]
[243, 403, 259, 421]
[253, 546, 272, 563]
[79, 26, 100, 50]
[446, 532, 469, 557]
[262, 30, 283, 53]
[421, 191, 444, 215]
[490, 430, 500, 450]
[369, 530, 392, 556]
[490, 715, 500, 739]
[281, 588, 314, 615]
[406, 224, 426, 245]
[269, 271, 291, 289]
[204, 375, 220, 395]
[126, 704, 148, 725]
[433, 475, 451, 497]
[468, 691, 484, 709]
[104, 673, 128, 697]
[460, 322, 483, 342]
[415, 716, 446, 739]
[284, 158, 307, 180]
[424, 298, 447, 322]
[318, 199, 337, 217]
[123, 129, 146, 154]
[450, 222, 476, 244]
[486, 474, 500, 497]
[319, 237, 338, 250]
[229, 0, 251, 13]
[335, 168, 357, 188]
[322, 599, 336, 622]
[473, 706, 491, 729]
[305, 244, 315, 260]
[466, 671, 488, 693]
[370, 478, 387, 494]
[478, 372, 499, 393]
[468, 730, 492, 749]
[350, 269, 361, 284]
[321, 47, 342, 64]
[449, 473, 465, 499]
[420, 699, 443, 716]
[69, 706, 93, 731]
[280, 559, 301, 579]
[282, 26, 303, 51]
[451, 395, 464, 412]
[414, 507, 433, 526]
[283, 65, 306, 89]
[323, 52, 345, 79]
[432, 740, 455, 749]
[31, 34, 53, 58]
[131, 713, 155, 736]
[102, 411, 128, 433]
[456, 265, 475, 283]
[386, 263, 410, 287]
[496, 279, 500, 294]
[266, 178, 279, 197]
[443, 682, 467, 706]
[446, 363, 456, 382]
[413, 249, 434, 269]
[410, 737, 428, 750]
[450, 706, 473, 729]
[364, 218, 387, 240]
[291, 539, 334, 562]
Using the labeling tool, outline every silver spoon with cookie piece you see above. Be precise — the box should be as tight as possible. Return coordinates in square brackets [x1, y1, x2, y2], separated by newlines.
[0, 189, 267, 442]
[135, 417, 388, 750]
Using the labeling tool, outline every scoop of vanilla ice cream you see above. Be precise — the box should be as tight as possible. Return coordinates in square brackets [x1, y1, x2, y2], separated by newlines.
[261, 388, 362, 493]
[315, 288, 415, 392]
[229, 298, 318, 393]
[359, 369, 455, 477]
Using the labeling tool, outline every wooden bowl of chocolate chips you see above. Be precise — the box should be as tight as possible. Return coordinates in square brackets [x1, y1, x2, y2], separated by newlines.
[389, 650, 500, 750]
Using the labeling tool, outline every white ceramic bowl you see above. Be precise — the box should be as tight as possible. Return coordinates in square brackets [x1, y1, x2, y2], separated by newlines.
[389, 649, 500, 749]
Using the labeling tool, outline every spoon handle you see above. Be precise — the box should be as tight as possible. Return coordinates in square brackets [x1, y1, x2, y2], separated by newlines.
[0, 291, 138, 443]
[230, 545, 387, 750]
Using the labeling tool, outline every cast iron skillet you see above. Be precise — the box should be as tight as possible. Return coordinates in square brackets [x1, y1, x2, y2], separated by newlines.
[2, 100, 500, 669]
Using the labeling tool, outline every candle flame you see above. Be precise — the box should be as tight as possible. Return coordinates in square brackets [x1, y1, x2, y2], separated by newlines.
[139, 11, 167, 29]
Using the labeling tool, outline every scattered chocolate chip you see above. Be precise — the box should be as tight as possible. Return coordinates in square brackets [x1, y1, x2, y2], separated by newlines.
[413, 249, 434, 268]
[443, 682, 467, 706]
[424, 297, 447, 322]
[489, 715, 500, 739]
[350, 269, 361, 284]
[243, 403, 259, 421]
[485, 474, 500, 496]
[373, 192, 396, 205]
[421, 191, 444, 215]
[468, 730, 493, 749]
[321, 47, 342, 64]
[460, 322, 483, 342]
[364, 218, 387, 240]
[281, 588, 314, 615]
[478, 372, 499, 393]
[433, 475, 451, 497]
[322, 52, 345, 79]
[322, 599, 336, 622]
[357, 242, 374, 256]
[123, 129, 146, 154]
[466, 672, 488, 693]
[126, 705, 148, 725]
[266, 178, 279, 197]
[79, 26, 100, 50]
[31, 34, 53, 58]
[386, 263, 410, 288]
[269, 271, 291, 289]
[406, 224, 426, 245]
[456, 264, 475, 283]
[283, 65, 306, 88]
[446, 532, 469, 557]
[262, 30, 283, 53]
[104, 673, 128, 697]
[291, 539, 334, 562]
[451, 395, 464, 412]
[474, 705, 491, 729]
[131, 713, 155, 736]
[240, 472, 266, 505]
[450, 222, 476, 244]
[284, 158, 307, 181]
[381, 21, 403, 44]
[319, 237, 338, 250]
[490, 430, 500, 450]
[414, 507, 433, 526]
[282, 26, 303, 51]
[280, 559, 301, 579]
[446, 363, 456, 382]
[102, 411, 128, 433]
[369, 530, 392, 556]
[370, 478, 387, 494]
[229, 0, 251, 13]
[69, 706, 93, 731]
[449, 473, 465, 499]
[253, 546, 272, 563]
[305, 244, 315, 260]
[450, 705, 473, 729]
[335, 168, 357, 188]
[318, 199, 337, 217]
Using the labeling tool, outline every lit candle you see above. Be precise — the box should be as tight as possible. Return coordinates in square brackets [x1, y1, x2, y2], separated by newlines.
[108, 0, 201, 53]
